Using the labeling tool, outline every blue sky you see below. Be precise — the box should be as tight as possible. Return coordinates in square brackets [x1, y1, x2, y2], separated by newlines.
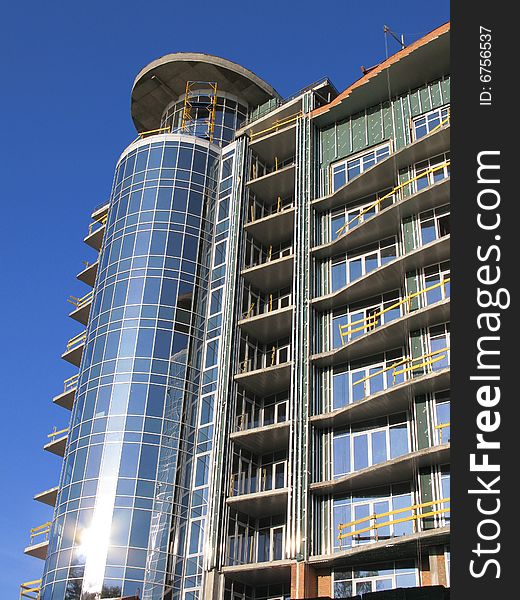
[0, 1, 449, 596]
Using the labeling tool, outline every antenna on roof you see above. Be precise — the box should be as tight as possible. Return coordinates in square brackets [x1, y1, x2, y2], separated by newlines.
[384, 25, 405, 50]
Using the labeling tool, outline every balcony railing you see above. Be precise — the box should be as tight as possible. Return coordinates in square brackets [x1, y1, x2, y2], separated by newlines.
[250, 156, 295, 181]
[48, 426, 69, 443]
[229, 462, 288, 497]
[249, 112, 302, 141]
[239, 344, 291, 374]
[20, 579, 41, 599]
[338, 278, 450, 345]
[248, 196, 294, 223]
[63, 373, 79, 393]
[244, 244, 293, 270]
[235, 400, 288, 432]
[28, 522, 51, 547]
[338, 497, 450, 548]
[66, 331, 86, 352]
[334, 159, 450, 239]
[87, 213, 107, 236]
[435, 422, 451, 445]
[67, 290, 93, 310]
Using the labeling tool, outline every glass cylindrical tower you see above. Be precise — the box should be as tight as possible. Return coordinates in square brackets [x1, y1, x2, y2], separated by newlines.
[40, 54, 278, 600]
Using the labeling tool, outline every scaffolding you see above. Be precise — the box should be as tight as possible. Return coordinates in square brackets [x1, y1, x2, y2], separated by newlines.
[180, 81, 218, 142]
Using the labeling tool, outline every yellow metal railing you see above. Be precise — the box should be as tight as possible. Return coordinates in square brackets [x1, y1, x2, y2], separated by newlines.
[392, 346, 450, 379]
[340, 346, 450, 405]
[338, 497, 450, 546]
[249, 112, 302, 141]
[88, 213, 108, 235]
[338, 278, 450, 344]
[67, 290, 93, 310]
[29, 522, 52, 545]
[20, 579, 41, 600]
[335, 159, 451, 237]
[66, 331, 86, 352]
[435, 422, 451, 444]
[63, 373, 79, 393]
[48, 426, 69, 442]
[426, 108, 451, 137]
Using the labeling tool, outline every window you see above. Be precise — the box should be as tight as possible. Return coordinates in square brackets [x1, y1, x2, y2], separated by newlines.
[332, 291, 402, 348]
[330, 190, 395, 241]
[333, 561, 418, 597]
[421, 261, 450, 306]
[434, 391, 450, 445]
[333, 484, 414, 551]
[413, 106, 450, 140]
[418, 204, 450, 246]
[332, 415, 410, 478]
[413, 153, 450, 193]
[330, 238, 398, 292]
[331, 143, 391, 192]
[332, 350, 406, 409]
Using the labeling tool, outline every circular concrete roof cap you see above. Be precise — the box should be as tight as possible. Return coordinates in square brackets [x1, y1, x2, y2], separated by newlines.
[131, 52, 280, 132]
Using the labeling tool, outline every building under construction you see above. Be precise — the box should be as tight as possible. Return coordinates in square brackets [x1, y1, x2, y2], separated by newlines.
[21, 21, 450, 600]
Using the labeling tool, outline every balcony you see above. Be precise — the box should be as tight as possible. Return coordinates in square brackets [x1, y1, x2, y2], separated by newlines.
[227, 487, 289, 518]
[235, 357, 292, 396]
[248, 112, 300, 164]
[77, 260, 98, 287]
[44, 427, 69, 457]
[313, 235, 450, 312]
[310, 443, 450, 496]
[24, 522, 51, 560]
[34, 485, 59, 507]
[61, 331, 86, 367]
[239, 305, 293, 344]
[231, 421, 290, 455]
[312, 298, 450, 368]
[247, 163, 296, 203]
[20, 579, 41, 599]
[84, 215, 107, 251]
[312, 364, 450, 429]
[242, 254, 294, 293]
[312, 123, 450, 213]
[313, 176, 450, 260]
[310, 526, 450, 568]
[52, 373, 78, 410]
[67, 290, 93, 325]
[245, 206, 295, 247]
[222, 560, 292, 585]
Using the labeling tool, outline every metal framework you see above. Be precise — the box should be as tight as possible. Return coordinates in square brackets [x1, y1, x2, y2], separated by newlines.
[180, 81, 218, 142]
[20, 580, 41, 599]
[338, 497, 450, 547]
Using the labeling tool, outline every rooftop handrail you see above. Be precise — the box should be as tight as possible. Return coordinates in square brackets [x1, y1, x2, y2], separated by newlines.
[63, 373, 79, 393]
[249, 111, 302, 141]
[243, 76, 335, 127]
[338, 278, 450, 343]
[66, 331, 86, 351]
[338, 497, 450, 545]
[335, 159, 450, 237]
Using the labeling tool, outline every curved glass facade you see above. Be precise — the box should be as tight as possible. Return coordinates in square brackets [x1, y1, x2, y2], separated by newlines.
[41, 135, 219, 600]
[161, 92, 247, 147]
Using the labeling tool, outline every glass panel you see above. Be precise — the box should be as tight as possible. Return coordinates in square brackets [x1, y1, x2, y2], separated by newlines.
[353, 435, 369, 470]
[371, 430, 387, 464]
[390, 424, 409, 458]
